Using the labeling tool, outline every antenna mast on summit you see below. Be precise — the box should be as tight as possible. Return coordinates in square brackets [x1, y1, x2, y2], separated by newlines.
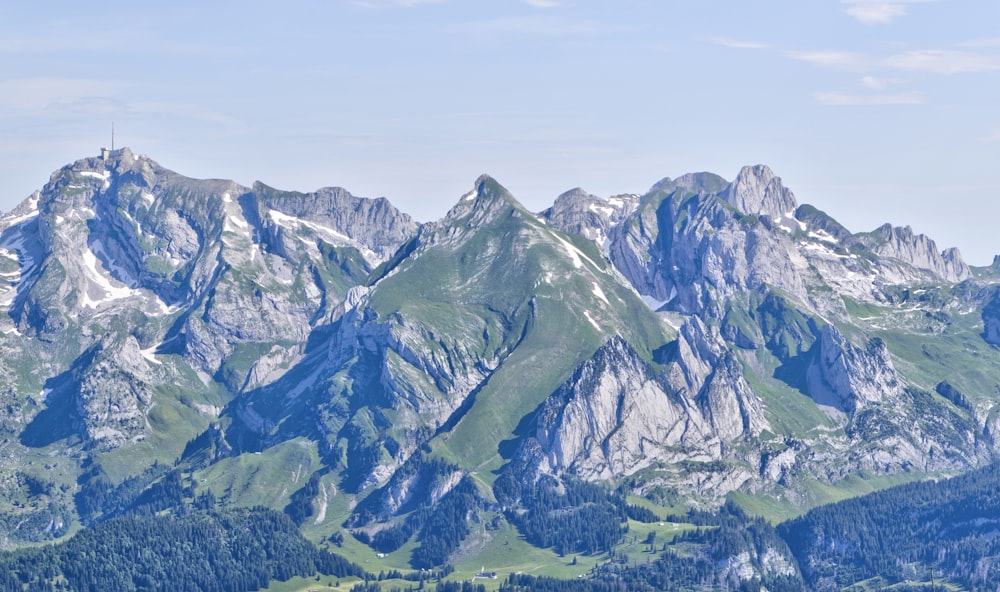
[111, 122, 115, 151]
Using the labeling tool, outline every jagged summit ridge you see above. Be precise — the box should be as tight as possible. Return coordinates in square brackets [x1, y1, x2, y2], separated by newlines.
[857, 223, 971, 282]
[0, 149, 996, 573]
[542, 187, 639, 248]
[720, 164, 798, 220]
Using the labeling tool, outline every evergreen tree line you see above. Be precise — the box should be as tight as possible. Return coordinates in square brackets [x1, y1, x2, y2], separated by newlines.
[779, 461, 1000, 590]
[0, 507, 366, 592]
[498, 504, 805, 591]
[493, 473, 658, 557]
[73, 462, 172, 525]
[285, 471, 324, 526]
[362, 476, 483, 569]
[410, 477, 481, 569]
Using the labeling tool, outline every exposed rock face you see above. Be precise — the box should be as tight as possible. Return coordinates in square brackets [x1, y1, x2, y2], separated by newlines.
[532, 332, 766, 482]
[75, 335, 156, 448]
[542, 188, 639, 247]
[0, 148, 419, 457]
[805, 325, 903, 414]
[605, 165, 973, 323]
[667, 317, 767, 440]
[719, 165, 798, 220]
[983, 289, 1000, 346]
[247, 182, 418, 264]
[534, 337, 714, 480]
[853, 223, 971, 282]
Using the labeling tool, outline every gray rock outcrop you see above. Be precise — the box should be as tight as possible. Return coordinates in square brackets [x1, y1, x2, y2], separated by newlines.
[805, 325, 903, 414]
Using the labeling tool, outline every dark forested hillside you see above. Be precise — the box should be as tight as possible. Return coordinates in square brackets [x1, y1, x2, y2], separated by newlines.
[0, 508, 365, 591]
[779, 462, 1000, 590]
[493, 503, 804, 592]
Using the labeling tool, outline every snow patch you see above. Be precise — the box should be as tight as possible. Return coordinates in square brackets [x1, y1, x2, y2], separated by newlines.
[1, 208, 39, 229]
[226, 214, 249, 231]
[78, 170, 109, 181]
[800, 241, 855, 259]
[808, 230, 837, 244]
[551, 232, 601, 271]
[462, 188, 478, 202]
[267, 208, 379, 262]
[583, 310, 601, 331]
[79, 240, 174, 314]
[80, 244, 142, 307]
[79, 169, 111, 190]
[90, 239, 137, 287]
[588, 203, 615, 218]
[193, 403, 221, 417]
[140, 347, 162, 365]
[591, 281, 609, 304]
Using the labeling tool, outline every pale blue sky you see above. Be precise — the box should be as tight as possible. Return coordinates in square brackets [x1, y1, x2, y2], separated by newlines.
[2, 1, 999, 262]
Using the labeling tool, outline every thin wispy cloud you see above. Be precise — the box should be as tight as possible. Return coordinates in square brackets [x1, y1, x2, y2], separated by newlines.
[883, 49, 1000, 74]
[839, 0, 940, 25]
[859, 75, 904, 90]
[842, 1, 906, 25]
[523, 0, 562, 7]
[708, 37, 770, 50]
[786, 50, 868, 70]
[786, 47, 1000, 76]
[0, 78, 124, 112]
[959, 38, 1000, 48]
[813, 90, 925, 105]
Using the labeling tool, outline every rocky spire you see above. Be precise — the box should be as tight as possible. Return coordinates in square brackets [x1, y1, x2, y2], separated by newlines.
[719, 164, 798, 220]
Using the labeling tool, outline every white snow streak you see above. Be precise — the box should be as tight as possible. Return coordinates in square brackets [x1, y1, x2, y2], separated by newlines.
[267, 208, 379, 262]
[591, 281, 609, 304]
[551, 232, 601, 271]
[78, 170, 109, 181]
[80, 245, 141, 307]
[588, 203, 615, 218]
[807, 230, 837, 243]
[140, 347, 162, 365]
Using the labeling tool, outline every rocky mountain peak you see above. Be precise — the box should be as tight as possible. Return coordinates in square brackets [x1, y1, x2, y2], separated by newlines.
[247, 181, 418, 263]
[720, 164, 798, 220]
[805, 325, 903, 414]
[646, 172, 729, 198]
[439, 175, 526, 231]
[553, 187, 594, 203]
[858, 223, 971, 282]
[542, 188, 639, 246]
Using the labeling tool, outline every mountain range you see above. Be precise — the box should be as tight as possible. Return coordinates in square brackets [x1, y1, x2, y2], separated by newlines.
[1, 147, 999, 589]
